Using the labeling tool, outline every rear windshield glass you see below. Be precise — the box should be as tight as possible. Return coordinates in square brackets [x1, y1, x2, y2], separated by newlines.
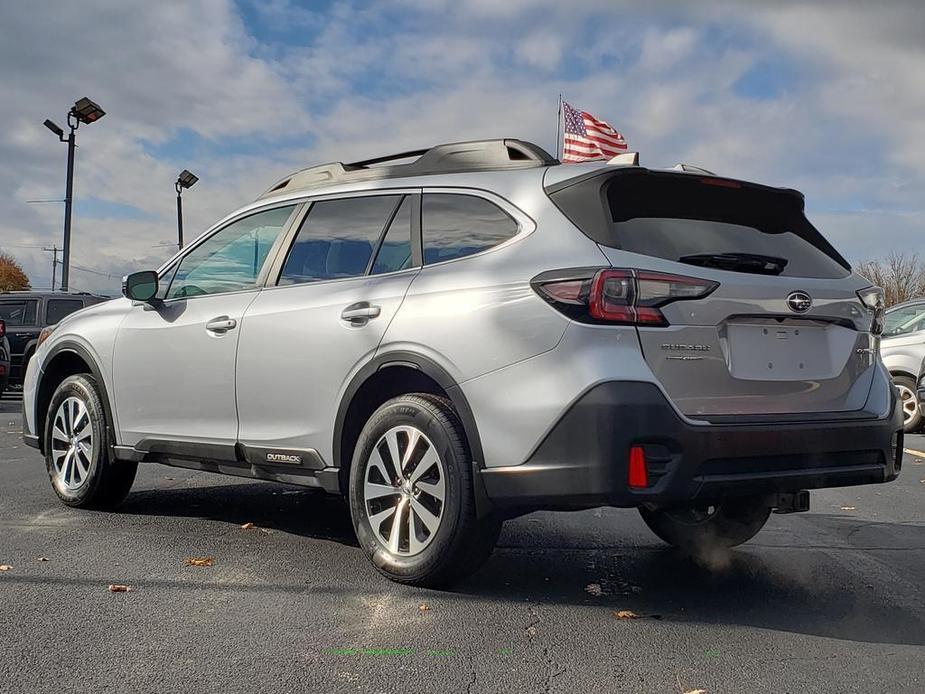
[548, 170, 850, 279]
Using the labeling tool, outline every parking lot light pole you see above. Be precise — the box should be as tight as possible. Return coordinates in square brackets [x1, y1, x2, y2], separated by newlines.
[175, 169, 198, 250]
[43, 97, 106, 292]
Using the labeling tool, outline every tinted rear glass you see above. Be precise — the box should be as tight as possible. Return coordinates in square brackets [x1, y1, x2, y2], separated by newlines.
[548, 170, 850, 279]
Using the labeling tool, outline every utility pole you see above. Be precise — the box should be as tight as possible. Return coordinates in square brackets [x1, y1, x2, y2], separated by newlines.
[43, 246, 61, 291]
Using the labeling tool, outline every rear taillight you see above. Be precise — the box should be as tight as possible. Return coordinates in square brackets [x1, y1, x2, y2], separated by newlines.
[0, 319, 5, 338]
[857, 286, 884, 335]
[533, 268, 718, 326]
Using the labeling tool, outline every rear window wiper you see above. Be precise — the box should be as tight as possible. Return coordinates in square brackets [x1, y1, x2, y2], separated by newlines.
[679, 252, 788, 275]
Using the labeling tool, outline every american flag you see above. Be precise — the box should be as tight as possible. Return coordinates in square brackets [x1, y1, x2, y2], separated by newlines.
[561, 101, 628, 162]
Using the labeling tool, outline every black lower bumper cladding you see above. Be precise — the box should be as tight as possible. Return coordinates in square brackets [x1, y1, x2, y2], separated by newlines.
[480, 381, 903, 511]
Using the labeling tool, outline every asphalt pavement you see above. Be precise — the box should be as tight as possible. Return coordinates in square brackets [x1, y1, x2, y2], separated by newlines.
[1, 392, 923, 694]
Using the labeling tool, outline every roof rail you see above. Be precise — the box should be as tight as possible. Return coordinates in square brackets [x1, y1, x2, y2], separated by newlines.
[259, 138, 556, 198]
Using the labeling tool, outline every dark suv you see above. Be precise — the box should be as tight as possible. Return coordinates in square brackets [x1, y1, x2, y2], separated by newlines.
[0, 291, 107, 392]
[0, 320, 9, 397]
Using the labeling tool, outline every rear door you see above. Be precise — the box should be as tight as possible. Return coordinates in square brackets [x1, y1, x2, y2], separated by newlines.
[0, 297, 40, 381]
[235, 192, 420, 465]
[550, 169, 877, 417]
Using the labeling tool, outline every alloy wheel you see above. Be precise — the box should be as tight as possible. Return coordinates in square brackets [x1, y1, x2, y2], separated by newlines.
[363, 425, 446, 556]
[50, 396, 94, 491]
[897, 383, 918, 426]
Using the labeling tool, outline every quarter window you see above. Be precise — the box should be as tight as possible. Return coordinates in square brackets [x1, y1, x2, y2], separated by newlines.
[422, 194, 518, 264]
[371, 197, 413, 275]
[45, 299, 85, 325]
[166, 205, 295, 299]
[279, 196, 400, 285]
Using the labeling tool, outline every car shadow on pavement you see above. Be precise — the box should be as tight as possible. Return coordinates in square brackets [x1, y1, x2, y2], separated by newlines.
[116, 483, 925, 647]
[119, 482, 360, 547]
[457, 516, 925, 647]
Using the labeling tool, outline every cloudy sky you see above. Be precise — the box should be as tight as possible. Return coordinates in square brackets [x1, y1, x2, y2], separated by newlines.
[0, 0, 923, 294]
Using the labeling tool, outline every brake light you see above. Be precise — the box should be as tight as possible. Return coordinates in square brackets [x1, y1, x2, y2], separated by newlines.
[0, 319, 4, 338]
[699, 177, 742, 188]
[857, 286, 884, 335]
[533, 268, 718, 326]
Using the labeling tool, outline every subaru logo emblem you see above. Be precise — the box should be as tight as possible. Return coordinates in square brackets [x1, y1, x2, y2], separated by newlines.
[786, 291, 812, 313]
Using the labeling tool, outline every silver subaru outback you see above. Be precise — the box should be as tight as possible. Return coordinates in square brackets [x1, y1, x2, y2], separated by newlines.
[22, 139, 902, 586]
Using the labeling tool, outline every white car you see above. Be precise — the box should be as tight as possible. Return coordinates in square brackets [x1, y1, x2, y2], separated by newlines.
[879, 299, 925, 431]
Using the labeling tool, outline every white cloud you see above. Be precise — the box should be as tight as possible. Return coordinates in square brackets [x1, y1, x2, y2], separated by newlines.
[0, 0, 923, 293]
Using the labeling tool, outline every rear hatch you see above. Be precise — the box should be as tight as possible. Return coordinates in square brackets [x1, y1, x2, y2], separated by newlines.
[547, 168, 880, 418]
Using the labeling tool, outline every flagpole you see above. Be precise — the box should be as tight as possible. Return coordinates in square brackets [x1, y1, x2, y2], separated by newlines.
[555, 94, 562, 160]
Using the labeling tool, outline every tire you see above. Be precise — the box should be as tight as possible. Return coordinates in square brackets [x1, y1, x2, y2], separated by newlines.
[892, 375, 922, 433]
[349, 393, 501, 587]
[43, 374, 137, 509]
[639, 497, 771, 552]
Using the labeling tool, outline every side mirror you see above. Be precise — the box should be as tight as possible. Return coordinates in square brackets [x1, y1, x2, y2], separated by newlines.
[122, 270, 159, 303]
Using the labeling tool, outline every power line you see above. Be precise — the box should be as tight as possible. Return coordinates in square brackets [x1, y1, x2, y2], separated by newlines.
[70, 264, 119, 279]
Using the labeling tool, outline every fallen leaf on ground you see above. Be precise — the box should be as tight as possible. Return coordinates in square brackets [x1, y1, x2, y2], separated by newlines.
[184, 557, 215, 567]
[613, 610, 640, 620]
[163, 476, 174, 480]
[585, 583, 604, 596]
[108, 584, 131, 592]
[840, 506, 856, 511]
[683, 690, 707, 694]
[0, 565, 11, 571]
[241, 522, 255, 530]
[37, 557, 48, 562]
[525, 625, 537, 637]
[418, 603, 431, 612]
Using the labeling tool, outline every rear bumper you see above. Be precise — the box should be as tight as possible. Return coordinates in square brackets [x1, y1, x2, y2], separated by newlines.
[479, 381, 903, 512]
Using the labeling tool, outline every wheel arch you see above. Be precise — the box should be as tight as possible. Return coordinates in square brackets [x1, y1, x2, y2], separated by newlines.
[888, 369, 917, 382]
[333, 352, 485, 495]
[35, 341, 115, 455]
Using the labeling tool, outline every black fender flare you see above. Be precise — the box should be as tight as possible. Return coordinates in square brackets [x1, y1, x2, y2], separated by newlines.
[37, 341, 117, 452]
[332, 351, 485, 471]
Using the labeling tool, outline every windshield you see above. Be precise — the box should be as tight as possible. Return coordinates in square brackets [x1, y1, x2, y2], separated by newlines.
[548, 170, 851, 279]
[0, 299, 38, 326]
[883, 303, 925, 337]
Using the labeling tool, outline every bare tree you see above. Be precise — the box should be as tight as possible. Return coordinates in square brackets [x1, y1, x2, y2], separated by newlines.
[0, 252, 31, 292]
[855, 252, 925, 307]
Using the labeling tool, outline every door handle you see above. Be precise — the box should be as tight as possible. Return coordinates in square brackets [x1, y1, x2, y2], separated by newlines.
[341, 302, 381, 325]
[206, 316, 237, 333]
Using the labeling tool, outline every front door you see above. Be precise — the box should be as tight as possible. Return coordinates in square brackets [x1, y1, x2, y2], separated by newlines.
[111, 204, 297, 448]
[235, 192, 419, 465]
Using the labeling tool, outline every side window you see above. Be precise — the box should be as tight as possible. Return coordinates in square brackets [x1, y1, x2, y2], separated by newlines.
[422, 194, 519, 264]
[0, 300, 38, 326]
[167, 205, 295, 299]
[279, 196, 399, 285]
[370, 196, 413, 275]
[884, 304, 925, 337]
[45, 299, 85, 325]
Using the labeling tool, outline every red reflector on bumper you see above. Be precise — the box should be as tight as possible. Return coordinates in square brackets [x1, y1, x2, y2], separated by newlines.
[628, 446, 648, 488]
